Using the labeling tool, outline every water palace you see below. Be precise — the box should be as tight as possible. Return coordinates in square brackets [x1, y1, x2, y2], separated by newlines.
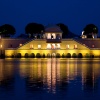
[0, 25, 100, 58]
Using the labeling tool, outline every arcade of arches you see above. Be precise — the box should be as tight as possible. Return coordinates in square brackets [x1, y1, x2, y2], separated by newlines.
[14, 52, 95, 58]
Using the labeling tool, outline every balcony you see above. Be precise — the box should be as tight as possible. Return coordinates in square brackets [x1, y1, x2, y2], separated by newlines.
[46, 39, 61, 43]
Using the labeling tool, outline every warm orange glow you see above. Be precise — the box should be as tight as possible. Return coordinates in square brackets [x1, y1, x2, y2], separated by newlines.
[0, 45, 2, 48]
[38, 45, 41, 49]
[52, 58, 56, 93]
[19, 44, 22, 46]
[47, 59, 52, 91]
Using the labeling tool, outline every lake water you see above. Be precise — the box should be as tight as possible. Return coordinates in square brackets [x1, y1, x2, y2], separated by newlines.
[0, 58, 100, 100]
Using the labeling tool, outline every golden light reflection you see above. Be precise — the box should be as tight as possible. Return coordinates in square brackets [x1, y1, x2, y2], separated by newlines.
[19, 60, 29, 78]
[0, 60, 14, 85]
[81, 59, 100, 90]
[75, 59, 77, 76]
[37, 59, 41, 77]
[56, 59, 60, 83]
[67, 60, 76, 80]
[66, 59, 69, 81]
[1, 58, 99, 93]
[0, 62, 4, 82]
[47, 58, 52, 92]
[51, 58, 56, 93]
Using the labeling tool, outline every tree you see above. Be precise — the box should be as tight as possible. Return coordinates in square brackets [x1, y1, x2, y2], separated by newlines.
[57, 23, 68, 38]
[83, 24, 98, 38]
[25, 23, 44, 38]
[0, 24, 15, 37]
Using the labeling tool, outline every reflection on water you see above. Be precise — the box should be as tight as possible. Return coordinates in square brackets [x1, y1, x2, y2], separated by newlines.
[0, 60, 14, 92]
[0, 58, 100, 100]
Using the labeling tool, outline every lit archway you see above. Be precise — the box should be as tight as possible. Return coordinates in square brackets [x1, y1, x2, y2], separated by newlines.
[16, 53, 22, 58]
[78, 53, 83, 58]
[47, 53, 51, 58]
[36, 53, 41, 58]
[85, 53, 90, 58]
[47, 33, 51, 39]
[47, 44, 51, 49]
[66, 53, 71, 58]
[24, 53, 29, 58]
[52, 53, 56, 58]
[56, 53, 60, 58]
[30, 53, 35, 58]
[51, 44, 55, 49]
[72, 53, 77, 58]
[42, 53, 46, 58]
[90, 54, 94, 58]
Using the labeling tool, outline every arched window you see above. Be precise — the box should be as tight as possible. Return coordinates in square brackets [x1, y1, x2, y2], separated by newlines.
[47, 44, 51, 49]
[74, 44, 77, 49]
[38, 45, 41, 49]
[56, 44, 60, 49]
[30, 44, 33, 49]
[78, 53, 83, 58]
[30, 53, 35, 58]
[52, 53, 56, 58]
[66, 45, 69, 49]
[51, 44, 55, 49]
[47, 33, 51, 39]
[66, 53, 71, 58]
[47, 53, 51, 58]
[52, 33, 56, 39]
[19, 44, 22, 47]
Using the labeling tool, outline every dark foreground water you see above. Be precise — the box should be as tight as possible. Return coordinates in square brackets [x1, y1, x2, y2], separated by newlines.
[0, 58, 100, 100]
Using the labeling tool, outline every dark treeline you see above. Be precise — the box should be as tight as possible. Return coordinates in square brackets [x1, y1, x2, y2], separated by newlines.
[0, 23, 98, 38]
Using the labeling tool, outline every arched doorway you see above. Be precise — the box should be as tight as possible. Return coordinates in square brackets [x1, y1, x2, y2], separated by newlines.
[16, 53, 21, 58]
[85, 53, 90, 58]
[90, 54, 94, 58]
[66, 53, 71, 58]
[52, 53, 56, 58]
[72, 53, 77, 58]
[56, 34, 61, 39]
[36, 53, 41, 58]
[30, 53, 35, 58]
[78, 53, 83, 58]
[42, 53, 46, 58]
[56, 53, 60, 58]
[62, 53, 65, 58]
[24, 53, 29, 58]
[47, 53, 51, 58]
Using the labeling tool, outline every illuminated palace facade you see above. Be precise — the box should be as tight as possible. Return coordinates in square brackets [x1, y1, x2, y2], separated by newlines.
[1, 26, 100, 58]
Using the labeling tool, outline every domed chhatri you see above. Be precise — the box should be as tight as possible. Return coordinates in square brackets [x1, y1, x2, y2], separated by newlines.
[45, 25, 62, 39]
[45, 25, 62, 33]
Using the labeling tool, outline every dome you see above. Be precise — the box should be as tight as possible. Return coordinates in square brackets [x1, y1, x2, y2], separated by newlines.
[45, 25, 62, 33]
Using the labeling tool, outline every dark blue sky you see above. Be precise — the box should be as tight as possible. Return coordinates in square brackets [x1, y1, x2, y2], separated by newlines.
[0, 0, 100, 36]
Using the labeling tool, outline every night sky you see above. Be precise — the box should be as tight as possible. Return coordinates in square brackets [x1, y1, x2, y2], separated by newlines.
[0, 0, 100, 37]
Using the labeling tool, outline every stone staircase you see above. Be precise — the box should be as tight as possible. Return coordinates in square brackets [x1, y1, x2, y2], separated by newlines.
[15, 38, 34, 49]
[72, 39, 90, 49]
